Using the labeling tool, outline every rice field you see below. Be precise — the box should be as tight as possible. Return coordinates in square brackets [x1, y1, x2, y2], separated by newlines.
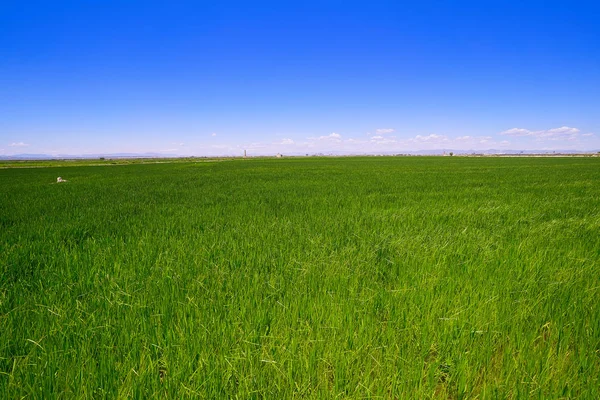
[1, 156, 599, 398]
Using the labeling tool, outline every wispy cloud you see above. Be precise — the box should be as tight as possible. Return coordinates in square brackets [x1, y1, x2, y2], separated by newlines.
[247, 142, 267, 149]
[375, 128, 395, 134]
[211, 133, 217, 137]
[501, 126, 581, 140]
[410, 134, 449, 143]
[9, 142, 29, 147]
[370, 137, 397, 145]
[168, 127, 594, 157]
[346, 138, 366, 144]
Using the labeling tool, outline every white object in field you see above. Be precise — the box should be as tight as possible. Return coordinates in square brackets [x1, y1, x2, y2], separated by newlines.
[276, 153, 282, 158]
[57, 177, 67, 183]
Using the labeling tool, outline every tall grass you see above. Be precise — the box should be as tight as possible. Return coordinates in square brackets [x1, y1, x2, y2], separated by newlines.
[1, 157, 599, 398]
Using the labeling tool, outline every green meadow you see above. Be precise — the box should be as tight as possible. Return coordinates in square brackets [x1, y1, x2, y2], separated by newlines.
[1, 157, 599, 398]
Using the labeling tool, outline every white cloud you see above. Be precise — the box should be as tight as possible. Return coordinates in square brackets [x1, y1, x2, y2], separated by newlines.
[9, 142, 29, 147]
[376, 128, 395, 134]
[545, 126, 579, 135]
[317, 132, 342, 141]
[211, 133, 217, 137]
[501, 128, 531, 136]
[501, 126, 581, 140]
[189, 127, 596, 157]
[582, 133, 594, 137]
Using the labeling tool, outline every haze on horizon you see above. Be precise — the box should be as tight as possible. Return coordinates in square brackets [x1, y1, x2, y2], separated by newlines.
[1, 1, 599, 157]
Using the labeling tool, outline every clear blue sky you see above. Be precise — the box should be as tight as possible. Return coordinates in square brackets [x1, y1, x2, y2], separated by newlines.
[1, 0, 599, 155]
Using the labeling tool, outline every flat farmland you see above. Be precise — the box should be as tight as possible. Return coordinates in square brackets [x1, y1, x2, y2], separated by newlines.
[1, 157, 599, 398]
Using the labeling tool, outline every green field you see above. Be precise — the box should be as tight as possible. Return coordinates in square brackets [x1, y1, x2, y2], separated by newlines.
[1, 157, 599, 398]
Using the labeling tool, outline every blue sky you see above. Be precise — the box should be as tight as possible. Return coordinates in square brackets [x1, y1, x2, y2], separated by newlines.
[1, 0, 599, 156]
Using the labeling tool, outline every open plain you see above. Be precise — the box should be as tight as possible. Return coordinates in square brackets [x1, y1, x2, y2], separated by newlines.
[1, 157, 599, 398]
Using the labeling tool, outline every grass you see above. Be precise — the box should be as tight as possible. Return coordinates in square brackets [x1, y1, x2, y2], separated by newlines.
[1, 156, 599, 398]
[0, 156, 223, 169]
